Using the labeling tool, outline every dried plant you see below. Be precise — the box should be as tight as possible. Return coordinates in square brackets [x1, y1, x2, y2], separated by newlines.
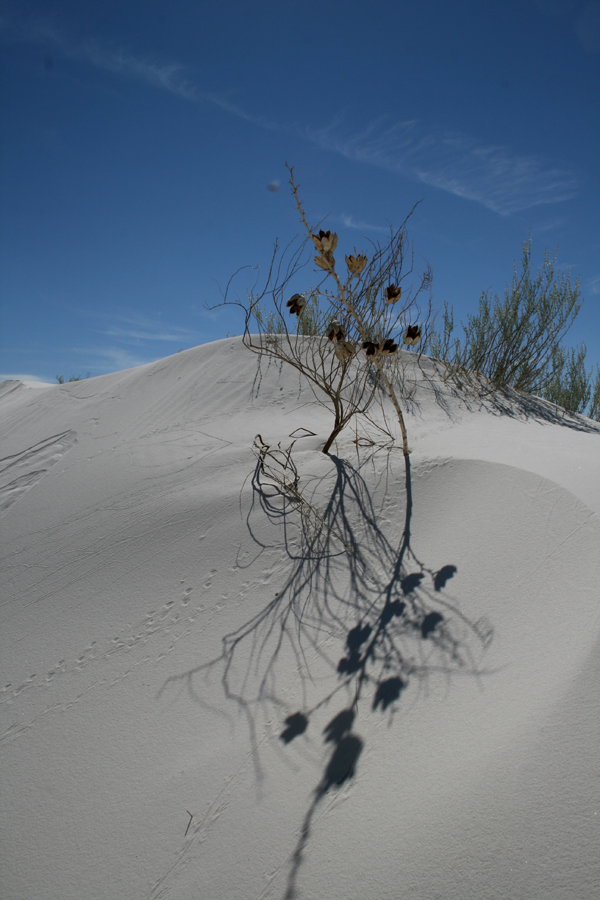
[210, 164, 432, 454]
[284, 165, 432, 454]
[252, 434, 350, 550]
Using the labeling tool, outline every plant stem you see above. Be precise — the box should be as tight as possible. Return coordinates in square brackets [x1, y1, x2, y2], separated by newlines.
[286, 162, 410, 455]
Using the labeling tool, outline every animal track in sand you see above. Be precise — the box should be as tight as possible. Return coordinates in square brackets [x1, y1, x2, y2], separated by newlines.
[0, 584, 230, 744]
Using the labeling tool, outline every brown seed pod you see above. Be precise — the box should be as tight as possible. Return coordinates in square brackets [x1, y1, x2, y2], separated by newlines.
[286, 294, 307, 315]
[314, 250, 335, 271]
[402, 325, 422, 346]
[334, 340, 355, 361]
[345, 252, 367, 276]
[384, 284, 402, 304]
[310, 230, 338, 253]
[362, 340, 380, 356]
[380, 338, 398, 355]
[326, 320, 345, 341]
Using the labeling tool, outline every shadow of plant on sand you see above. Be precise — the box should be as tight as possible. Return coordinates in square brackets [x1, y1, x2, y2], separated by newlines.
[415, 354, 600, 435]
[161, 439, 494, 899]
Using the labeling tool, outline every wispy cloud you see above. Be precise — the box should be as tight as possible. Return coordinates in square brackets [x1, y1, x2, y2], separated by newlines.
[60, 308, 195, 359]
[0, 13, 277, 128]
[302, 117, 578, 216]
[81, 42, 199, 102]
[85, 346, 161, 372]
[2, 15, 579, 216]
[587, 274, 600, 296]
[80, 39, 276, 129]
[101, 325, 193, 343]
[336, 213, 389, 234]
[530, 215, 570, 233]
[95, 311, 194, 345]
[2, 17, 197, 100]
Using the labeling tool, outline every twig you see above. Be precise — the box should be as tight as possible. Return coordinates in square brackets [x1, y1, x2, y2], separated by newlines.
[252, 435, 353, 553]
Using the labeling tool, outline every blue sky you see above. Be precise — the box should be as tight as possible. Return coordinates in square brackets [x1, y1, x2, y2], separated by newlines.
[1, 0, 599, 383]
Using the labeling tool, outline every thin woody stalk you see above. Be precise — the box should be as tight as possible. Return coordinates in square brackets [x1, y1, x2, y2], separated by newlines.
[286, 163, 412, 455]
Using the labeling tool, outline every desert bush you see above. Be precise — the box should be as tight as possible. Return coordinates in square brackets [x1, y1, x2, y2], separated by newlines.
[426, 237, 599, 420]
[252, 288, 322, 337]
[539, 343, 592, 415]
[428, 237, 580, 389]
[56, 373, 91, 384]
[212, 165, 432, 454]
[589, 367, 600, 421]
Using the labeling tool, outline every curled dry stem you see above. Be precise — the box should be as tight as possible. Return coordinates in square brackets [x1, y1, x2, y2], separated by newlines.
[253, 434, 352, 552]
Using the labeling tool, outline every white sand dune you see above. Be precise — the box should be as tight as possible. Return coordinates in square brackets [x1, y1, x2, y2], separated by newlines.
[1, 338, 599, 900]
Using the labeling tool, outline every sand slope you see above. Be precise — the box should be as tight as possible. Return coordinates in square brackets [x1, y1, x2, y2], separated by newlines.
[1, 339, 599, 900]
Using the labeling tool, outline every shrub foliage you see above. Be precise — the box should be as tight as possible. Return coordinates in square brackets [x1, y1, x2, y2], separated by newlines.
[427, 237, 599, 420]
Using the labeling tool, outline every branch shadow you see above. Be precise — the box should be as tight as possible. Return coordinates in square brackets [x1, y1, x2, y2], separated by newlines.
[159, 443, 494, 899]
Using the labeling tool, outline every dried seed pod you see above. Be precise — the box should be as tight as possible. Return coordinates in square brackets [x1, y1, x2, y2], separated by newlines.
[334, 340, 355, 361]
[314, 250, 335, 271]
[286, 293, 307, 315]
[402, 325, 422, 347]
[384, 284, 402, 304]
[326, 320, 345, 341]
[345, 252, 367, 276]
[322, 231, 338, 253]
[310, 230, 338, 253]
[362, 340, 379, 357]
[380, 338, 398, 355]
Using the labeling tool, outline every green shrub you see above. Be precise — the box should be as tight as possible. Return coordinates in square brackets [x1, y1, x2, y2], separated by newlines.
[252, 289, 322, 337]
[589, 367, 600, 421]
[427, 237, 599, 421]
[540, 344, 591, 414]
[56, 373, 91, 384]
